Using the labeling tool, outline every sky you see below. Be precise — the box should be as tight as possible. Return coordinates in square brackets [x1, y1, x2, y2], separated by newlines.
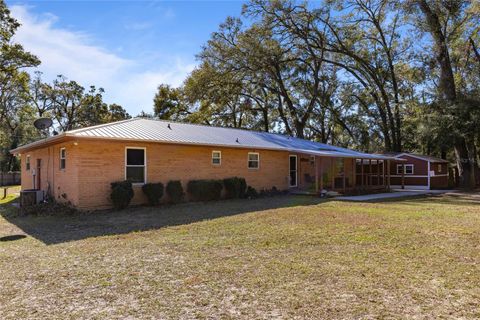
[6, 0, 246, 116]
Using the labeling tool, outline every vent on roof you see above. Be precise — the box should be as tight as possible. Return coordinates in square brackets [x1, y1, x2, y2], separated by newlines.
[167, 123, 171, 130]
[236, 138, 239, 143]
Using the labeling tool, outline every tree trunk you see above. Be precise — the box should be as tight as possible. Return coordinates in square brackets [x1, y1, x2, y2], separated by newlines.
[454, 138, 475, 189]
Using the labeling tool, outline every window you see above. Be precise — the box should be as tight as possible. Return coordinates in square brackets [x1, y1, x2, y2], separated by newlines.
[126, 148, 146, 184]
[248, 152, 259, 169]
[397, 164, 414, 175]
[26, 155, 30, 171]
[60, 148, 66, 170]
[438, 164, 442, 173]
[212, 151, 221, 165]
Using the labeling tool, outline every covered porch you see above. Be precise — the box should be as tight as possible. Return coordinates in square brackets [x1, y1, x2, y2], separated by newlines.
[288, 152, 397, 195]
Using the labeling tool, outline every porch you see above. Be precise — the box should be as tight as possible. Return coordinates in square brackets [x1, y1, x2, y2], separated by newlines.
[288, 154, 397, 196]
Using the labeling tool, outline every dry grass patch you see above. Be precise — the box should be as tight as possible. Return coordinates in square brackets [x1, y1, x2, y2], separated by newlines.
[0, 193, 479, 319]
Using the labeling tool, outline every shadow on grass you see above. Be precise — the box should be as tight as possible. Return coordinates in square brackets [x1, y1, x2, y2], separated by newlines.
[0, 195, 325, 245]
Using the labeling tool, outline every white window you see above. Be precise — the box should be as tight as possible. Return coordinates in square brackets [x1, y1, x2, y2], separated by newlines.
[212, 151, 221, 165]
[397, 164, 414, 175]
[26, 155, 30, 171]
[60, 148, 66, 170]
[126, 147, 146, 184]
[248, 152, 259, 169]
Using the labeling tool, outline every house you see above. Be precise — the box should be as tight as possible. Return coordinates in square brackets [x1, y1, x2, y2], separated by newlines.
[11, 118, 399, 209]
[375, 152, 450, 190]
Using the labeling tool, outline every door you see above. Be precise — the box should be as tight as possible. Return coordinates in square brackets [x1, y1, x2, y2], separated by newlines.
[36, 159, 42, 190]
[289, 155, 297, 187]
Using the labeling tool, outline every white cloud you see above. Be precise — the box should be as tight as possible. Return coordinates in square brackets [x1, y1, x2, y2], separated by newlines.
[10, 5, 195, 116]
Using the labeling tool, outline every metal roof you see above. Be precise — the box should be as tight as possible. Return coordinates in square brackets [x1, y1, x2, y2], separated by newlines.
[378, 152, 449, 163]
[11, 118, 398, 160]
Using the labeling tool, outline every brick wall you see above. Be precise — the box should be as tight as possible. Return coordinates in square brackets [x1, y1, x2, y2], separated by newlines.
[20, 141, 79, 206]
[69, 139, 290, 209]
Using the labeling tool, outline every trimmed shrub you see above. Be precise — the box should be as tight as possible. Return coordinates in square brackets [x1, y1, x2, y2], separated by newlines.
[223, 177, 247, 199]
[166, 180, 184, 204]
[110, 180, 134, 209]
[187, 179, 223, 201]
[142, 182, 164, 206]
[245, 185, 258, 199]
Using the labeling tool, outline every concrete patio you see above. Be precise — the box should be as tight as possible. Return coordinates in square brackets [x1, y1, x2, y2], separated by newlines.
[337, 189, 456, 201]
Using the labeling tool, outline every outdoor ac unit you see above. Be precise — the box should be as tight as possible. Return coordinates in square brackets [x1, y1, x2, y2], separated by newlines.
[20, 189, 44, 207]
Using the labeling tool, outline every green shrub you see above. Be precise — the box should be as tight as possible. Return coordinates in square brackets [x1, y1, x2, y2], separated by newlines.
[166, 180, 184, 204]
[187, 179, 223, 201]
[142, 182, 164, 206]
[223, 177, 247, 199]
[245, 185, 258, 199]
[110, 180, 134, 209]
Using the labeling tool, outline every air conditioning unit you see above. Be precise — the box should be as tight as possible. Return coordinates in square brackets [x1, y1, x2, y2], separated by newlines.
[20, 189, 44, 207]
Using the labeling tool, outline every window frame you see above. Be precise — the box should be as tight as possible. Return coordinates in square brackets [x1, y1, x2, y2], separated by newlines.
[397, 164, 414, 175]
[212, 150, 221, 165]
[125, 147, 147, 185]
[59, 147, 66, 170]
[247, 152, 260, 169]
[26, 155, 30, 171]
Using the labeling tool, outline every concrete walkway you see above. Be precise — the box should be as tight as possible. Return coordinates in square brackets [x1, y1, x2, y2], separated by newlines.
[337, 189, 456, 201]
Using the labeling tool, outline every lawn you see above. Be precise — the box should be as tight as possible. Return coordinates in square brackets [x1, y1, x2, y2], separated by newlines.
[0, 193, 479, 319]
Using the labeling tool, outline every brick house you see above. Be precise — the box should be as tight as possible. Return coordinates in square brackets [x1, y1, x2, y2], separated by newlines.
[11, 118, 399, 209]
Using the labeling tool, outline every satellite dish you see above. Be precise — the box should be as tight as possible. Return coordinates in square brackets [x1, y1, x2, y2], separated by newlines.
[33, 118, 53, 131]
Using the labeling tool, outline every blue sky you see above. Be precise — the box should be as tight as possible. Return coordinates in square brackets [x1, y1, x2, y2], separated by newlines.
[7, 1, 246, 115]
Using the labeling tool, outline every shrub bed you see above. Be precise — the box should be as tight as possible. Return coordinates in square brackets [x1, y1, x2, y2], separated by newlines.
[142, 182, 164, 206]
[187, 179, 223, 201]
[245, 185, 259, 199]
[223, 177, 247, 199]
[166, 180, 184, 204]
[110, 180, 134, 209]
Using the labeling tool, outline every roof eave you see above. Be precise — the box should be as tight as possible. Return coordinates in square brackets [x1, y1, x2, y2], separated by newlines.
[10, 133, 70, 154]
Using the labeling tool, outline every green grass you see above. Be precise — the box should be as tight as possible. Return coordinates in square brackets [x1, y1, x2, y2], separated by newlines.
[1, 193, 479, 319]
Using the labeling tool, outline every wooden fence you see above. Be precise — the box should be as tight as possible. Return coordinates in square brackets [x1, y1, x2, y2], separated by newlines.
[0, 171, 21, 186]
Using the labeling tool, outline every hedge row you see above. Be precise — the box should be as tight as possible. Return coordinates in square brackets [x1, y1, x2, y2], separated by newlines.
[110, 177, 257, 209]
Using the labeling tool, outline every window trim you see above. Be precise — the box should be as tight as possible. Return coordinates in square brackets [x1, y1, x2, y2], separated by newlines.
[125, 147, 147, 185]
[59, 147, 66, 170]
[397, 164, 414, 175]
[248, 152, 260, 169]
[212, 150, 221, 165]
[26, 155, 31, 171]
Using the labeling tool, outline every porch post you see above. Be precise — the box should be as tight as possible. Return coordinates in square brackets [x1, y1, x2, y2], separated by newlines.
[377, 160, 380, 186]
[343, 159, 346, 193]
[369, 159, 372, 188]
[382, 160, 386, 187]
[352, 158, 356, 189]
[315, 156, 319, 193]
[330, 157, 335, 189]
[361, 159, 364, 189]
[319, 157, 323, 191]
[401, 163, 405, 189]
[387, 160, 391, 190]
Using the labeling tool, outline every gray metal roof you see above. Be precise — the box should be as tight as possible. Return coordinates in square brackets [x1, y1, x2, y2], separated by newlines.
[12, 118, 397, 160]
[378, 152, 449, 163]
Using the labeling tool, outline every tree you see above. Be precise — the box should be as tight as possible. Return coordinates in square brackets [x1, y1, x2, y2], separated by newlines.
[153, 84, 190, 120]
[408, 0, 480, 188]
[0, 0, 40, 171]
[50, 75, 130, 131]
